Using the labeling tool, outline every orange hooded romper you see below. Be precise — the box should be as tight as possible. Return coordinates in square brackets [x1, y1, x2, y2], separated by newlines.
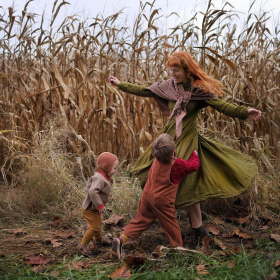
[123, 152, 199, 247]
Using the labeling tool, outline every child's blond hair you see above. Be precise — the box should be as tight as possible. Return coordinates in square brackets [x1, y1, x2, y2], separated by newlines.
[152, 133, 175, 164]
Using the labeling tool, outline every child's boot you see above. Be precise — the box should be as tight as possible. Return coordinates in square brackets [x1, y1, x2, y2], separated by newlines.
[77, 243, 97, 256]
[112, 238, 124, 260]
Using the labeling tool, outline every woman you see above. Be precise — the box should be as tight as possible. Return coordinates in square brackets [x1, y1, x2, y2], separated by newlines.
[108, 51, 261, 249]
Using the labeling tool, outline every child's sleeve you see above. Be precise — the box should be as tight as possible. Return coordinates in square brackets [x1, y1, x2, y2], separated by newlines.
[88, 178, 105, 210]
[170, 152, 200, 185]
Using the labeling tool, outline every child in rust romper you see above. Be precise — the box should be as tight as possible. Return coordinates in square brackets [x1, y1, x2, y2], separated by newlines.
[77, 152, 119, 256]
[112, 133, 200, 259]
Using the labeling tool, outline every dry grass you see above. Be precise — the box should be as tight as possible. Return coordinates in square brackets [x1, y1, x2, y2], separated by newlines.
[0, 118, 141, 226]
[109, 169, 142, 221]
[0, 0, 279, 223]
[0, 120, 89, 225]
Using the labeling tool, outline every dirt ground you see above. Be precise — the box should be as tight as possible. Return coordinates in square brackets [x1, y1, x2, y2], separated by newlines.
[0, 212, 277, 271]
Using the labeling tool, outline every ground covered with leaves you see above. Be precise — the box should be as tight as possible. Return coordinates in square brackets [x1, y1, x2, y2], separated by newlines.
[1, 207, 280, 280]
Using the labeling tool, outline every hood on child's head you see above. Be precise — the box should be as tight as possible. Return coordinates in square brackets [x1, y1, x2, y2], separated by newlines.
[97, 152, 118, 176]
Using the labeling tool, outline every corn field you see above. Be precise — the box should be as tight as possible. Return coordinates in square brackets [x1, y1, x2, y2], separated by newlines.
[0, 0, 279, 182]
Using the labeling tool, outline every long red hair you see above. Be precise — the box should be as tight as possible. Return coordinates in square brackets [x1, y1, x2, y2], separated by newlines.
[167, 51, 223, 96]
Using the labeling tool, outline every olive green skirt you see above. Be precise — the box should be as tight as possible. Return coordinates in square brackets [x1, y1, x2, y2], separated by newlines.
[131, 118, 257, 209]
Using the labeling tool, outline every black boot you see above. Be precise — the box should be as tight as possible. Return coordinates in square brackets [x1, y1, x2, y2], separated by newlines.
[189, 225, 210, 250]
[185, 211, 208, 236]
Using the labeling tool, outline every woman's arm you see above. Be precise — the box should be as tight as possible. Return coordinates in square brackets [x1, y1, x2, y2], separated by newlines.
[108, 76, 155, 98]
[204, 99, 261, 120]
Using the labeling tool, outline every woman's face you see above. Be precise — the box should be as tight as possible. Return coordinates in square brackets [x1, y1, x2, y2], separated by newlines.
[169, 66, 190, 84]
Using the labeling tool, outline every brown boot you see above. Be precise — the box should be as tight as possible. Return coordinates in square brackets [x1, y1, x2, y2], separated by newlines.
[77, 243, 97, 256]
[189, 225, 210, 250]
[185, 211, 208, 237]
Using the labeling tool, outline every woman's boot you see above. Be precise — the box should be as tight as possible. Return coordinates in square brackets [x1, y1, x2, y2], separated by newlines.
[185, 211, 208, 236]
[189, 225, 210, 249]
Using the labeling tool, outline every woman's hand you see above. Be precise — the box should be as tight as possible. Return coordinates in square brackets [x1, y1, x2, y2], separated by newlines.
[248, 108, 261, 120]
[108, 76, 120, 86]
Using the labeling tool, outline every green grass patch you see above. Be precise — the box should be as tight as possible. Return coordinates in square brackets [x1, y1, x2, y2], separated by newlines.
[1, 242, 280, 280]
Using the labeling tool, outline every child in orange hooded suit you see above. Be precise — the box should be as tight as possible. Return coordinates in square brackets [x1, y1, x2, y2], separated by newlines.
[112, 134, 200, 259]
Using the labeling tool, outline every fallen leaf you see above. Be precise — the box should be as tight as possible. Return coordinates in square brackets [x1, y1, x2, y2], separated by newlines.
[230, 228, 252, 239]
[205, 224, 220, 235]
[275, 260, 280, 267]
[26, 256, 51, 265]
[261, 225, 271, 230]
[213, 218, 224, 225]
[233, 217, 251, 226]
[44, 238, 52, 244]
[213, 238, 226, 250]
[14, 229, 27, 235]
[47, 271, 60, 277]
[6, 229, 27, 235]
[210, 209, 218, 215]
[267, 220, 273, 226]
[238, 232, 252, 239]
[52, 216, 63, 227]
[108, 265, 132, 279]
[227, 260, 235, 268]
[233, 246, 241, 254]
[123, 253, 146, 267]
[196, 264, 209, 275]
[71, 262, 89, 270]
[33, 264, 45, 274]
[205, 251, 214, 256]
[55, 232, 75, 239]
[270, 234, 280, 243]
[202, 236, 212, 249]
[104, 214, 124, 226]
[267, 271, 278, 280]
[51, 239, 63, 247]
[267, 253, 274, 259]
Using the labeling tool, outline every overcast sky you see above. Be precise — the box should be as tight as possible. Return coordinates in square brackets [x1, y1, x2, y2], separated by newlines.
[1, 0, 280, 33]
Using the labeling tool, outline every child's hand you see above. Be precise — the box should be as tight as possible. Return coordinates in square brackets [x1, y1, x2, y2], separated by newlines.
[108, 76, 120, 86]
[99, 207, 106, 214]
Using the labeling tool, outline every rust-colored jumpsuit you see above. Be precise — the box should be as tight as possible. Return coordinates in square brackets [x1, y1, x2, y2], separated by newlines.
[124, 158, 183, 247]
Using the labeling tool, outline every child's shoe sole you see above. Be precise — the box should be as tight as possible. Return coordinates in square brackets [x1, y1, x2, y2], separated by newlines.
[112, 238, 123, 260]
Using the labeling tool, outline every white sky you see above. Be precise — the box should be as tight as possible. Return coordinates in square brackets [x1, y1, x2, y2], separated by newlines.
[1, 0, 280, 34]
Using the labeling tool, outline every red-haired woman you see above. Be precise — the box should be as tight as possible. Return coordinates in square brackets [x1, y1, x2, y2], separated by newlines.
[108, 51, 261, 249]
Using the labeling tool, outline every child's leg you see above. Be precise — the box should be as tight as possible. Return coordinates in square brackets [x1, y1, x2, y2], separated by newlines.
[123, 198, 156, 240]
[81, 207, 102, 244]
[152, 202, 183, 247]
[112, 199, 155, 260]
